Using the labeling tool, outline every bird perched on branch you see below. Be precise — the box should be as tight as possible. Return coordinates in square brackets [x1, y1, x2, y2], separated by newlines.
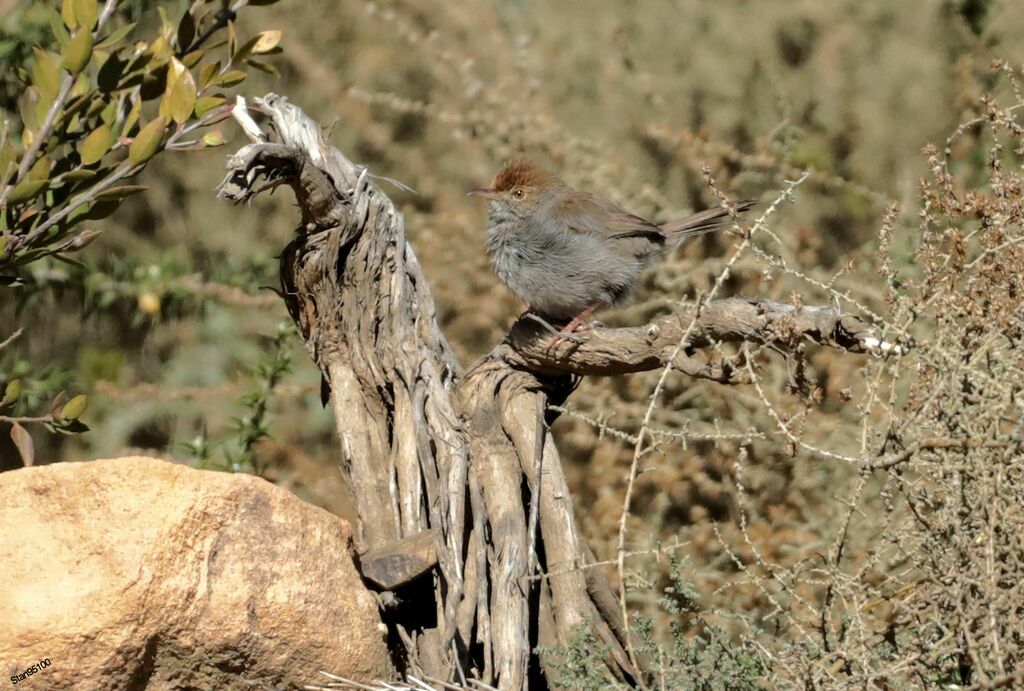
[470, 158, 755, 339]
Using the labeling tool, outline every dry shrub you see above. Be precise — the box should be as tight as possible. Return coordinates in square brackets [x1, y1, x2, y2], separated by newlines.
[547, 70, 1024, 688]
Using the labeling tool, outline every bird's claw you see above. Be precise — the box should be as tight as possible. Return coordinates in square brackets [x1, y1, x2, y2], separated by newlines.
[546, 331, 585, 351]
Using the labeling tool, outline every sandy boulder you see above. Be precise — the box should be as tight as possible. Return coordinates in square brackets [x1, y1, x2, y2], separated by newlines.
[0, 456, 393, 690]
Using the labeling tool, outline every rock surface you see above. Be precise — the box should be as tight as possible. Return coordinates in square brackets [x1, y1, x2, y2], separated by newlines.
[0, 456, 393, 690]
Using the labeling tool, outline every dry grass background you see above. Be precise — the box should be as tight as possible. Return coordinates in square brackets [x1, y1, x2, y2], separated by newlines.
[5, 0, 1024, 686]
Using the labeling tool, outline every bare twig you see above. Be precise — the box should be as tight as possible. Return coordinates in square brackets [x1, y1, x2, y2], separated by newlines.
[870, 438, 1014, 470]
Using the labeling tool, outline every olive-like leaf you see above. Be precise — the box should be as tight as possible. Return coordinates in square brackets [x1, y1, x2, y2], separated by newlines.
[83, 198, 122, 220]
[198, 60, 220, 88]
[227, 20, 237, 58]
[177, 10, 196, 53]
[166, 58, 197, 124]
[50, 391, 69, 418]
[232, 35, 262, 65]
[63, 27, 94, 74]
[62, 0, 77, 29]
[194, 94, 225, 118]
[96, 184, 148, 200]
[10, 423, 34, 467]
[0, 139, 15, 179]
[19, 87, 43, 132]
[2, 379, 21, 406]
[8, 179, 47, 204]
[63, 169, 97, 183]
[73, 0, 98, 31]
[148, 35, 172, 64]
[62, 394, 88, 420]
[212, 70, 246, 88]
[156, 6, 173, 36]
[95, 22, 137, 50]
[128, 116, 166, 164]
[245, 59, 280, 79]
[79, 124, 111, 165]
[201, 130, 226, 147]
[47, 7, 72, 48]
[121, 98, 142, 137]
[252, 30, 282, 54]
[28, 155, 52, 181]
[181, 45, 209, 69]
[31, 48, 62, 101]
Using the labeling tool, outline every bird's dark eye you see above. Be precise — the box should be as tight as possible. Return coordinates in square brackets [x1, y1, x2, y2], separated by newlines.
[513, 189, 525, 199]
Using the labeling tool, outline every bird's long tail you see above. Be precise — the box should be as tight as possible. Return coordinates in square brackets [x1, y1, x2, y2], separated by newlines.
[660, 199, 756, 243]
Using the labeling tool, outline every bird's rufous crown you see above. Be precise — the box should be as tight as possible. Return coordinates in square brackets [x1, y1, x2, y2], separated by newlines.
[490, 158, 552, 192]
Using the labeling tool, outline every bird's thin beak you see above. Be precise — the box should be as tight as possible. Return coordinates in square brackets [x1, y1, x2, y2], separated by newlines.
[468, 188, 498, 200]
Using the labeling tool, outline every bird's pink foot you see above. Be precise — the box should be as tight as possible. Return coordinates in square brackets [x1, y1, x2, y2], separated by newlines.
[546, 308, 602, 350]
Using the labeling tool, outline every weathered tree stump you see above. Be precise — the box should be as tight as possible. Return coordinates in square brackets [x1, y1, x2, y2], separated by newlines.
[217, 94, 885, 690]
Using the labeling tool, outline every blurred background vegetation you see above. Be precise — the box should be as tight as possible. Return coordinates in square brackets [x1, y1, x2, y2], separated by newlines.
[3, 0, 1024, 685]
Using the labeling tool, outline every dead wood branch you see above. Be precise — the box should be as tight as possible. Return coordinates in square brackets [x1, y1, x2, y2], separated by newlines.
[217, 93, 886, 690]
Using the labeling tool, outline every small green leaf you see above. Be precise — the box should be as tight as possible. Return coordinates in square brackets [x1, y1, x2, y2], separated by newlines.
[96, 184, 147, 200]
[79, 124, 111, 165]
[198, 60, 220, 88]
[232, 35, 262, 65]
[50, 391, 69, 418]
[165, 58, 197, 123]
[2, 379, 21, 406]
[201, 130, 226, 147]
[95, 22, 137, 50]
[177, 10, 196, 53]
[63, 169, 97, 183]
[128, 116, 166, 164]
[148, 35, 172, 64]
[100, 99, 117, 124]
[47, 7, 72, 48]
[195, 94, 226, 118]
[252, 30, 282, 54]
[61, 0, 77, 29]
[181, 45, 209, 68]
[60, 419, 90, 434]
[227, 20, 237, 58]
[7, 179, 47, 204]
[156, 6, 173, 36]
[10, 422, 34, 466]
[31, 48, 63, 101]
[62, 394, 88, 420]
[63, 27, 94, 74]
[28, 155, 52, 181]
[83, 198, 121, 220]
[212, 70, 246, 88]
[245, 59, 280, 79]
[73, 0, 98, 30]
[0, 139, 15, 181]
[19, 88, 43, 132]
[121, 97, 142, 136]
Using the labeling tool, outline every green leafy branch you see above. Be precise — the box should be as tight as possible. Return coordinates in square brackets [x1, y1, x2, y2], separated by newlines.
[1, 328, 89, 466]
[0, 0, 283, 274]
[180, 321, 294, 476]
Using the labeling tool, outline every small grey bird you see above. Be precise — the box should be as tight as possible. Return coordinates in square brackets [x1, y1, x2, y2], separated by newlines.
[469, 158, 754, 335]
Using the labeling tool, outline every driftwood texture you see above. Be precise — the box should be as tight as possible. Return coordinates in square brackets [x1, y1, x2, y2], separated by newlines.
[217, 94, 887, 690]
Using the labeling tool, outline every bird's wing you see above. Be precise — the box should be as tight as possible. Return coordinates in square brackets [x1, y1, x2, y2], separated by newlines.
[552, 191, 667, 243]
